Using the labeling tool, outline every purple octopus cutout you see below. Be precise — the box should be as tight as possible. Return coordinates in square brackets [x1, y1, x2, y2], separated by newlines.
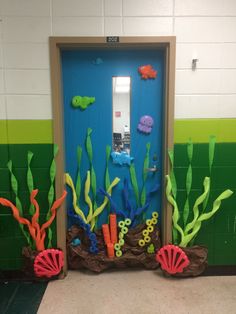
[137, 115, 154, 134]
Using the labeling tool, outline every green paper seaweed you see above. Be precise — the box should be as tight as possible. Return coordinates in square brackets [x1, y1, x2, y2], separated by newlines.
[46, 144, 58, 248]
[202, 136, 216, 213]
[129, 164, 140, 207]
[105, 145, 111, 191]
[166, 138, 233, 247]
[168, 149, 178, 242]
[71, 96, 95, 110]
[209, 135, 216, 174]
[168, 150, 177, 199]
[7, 160, 32, 247]
[5, 148, 63, 250]
[75, 146, 83, 202]
[105, 145, 111, 216]
[166, 175, 233, 247]
[27, 151, 35, 216]
[182, 139, 193, 227]
[86, 128, 97, 211]
[141, 142, 150, 208]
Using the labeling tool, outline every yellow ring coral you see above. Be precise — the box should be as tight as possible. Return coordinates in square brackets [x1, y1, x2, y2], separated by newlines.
[142, 229, 149, 236]
[119, 239, 125, 246]
[147, 225, 154, 233]
[124, 218, 132, 226]
[114, 243, 120, 250]
[152, 212, 158, 218]
[119, 232, 124, 239]
[144, 236, 151, 243]
[151, 218, 158, 225]
[146, 219, 152, 226]
[121, 226, 128, 234]
[138, 239, 145, 247]
[116, 250, 122, 257]
[118, 221, 125, 228]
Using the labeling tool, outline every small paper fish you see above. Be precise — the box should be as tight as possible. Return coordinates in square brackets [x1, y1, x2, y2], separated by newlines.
[71, 96, 95, 110]
[92, 57, 103, 65]
[138, 64, 157, 79]
[111, 151, 134, 166]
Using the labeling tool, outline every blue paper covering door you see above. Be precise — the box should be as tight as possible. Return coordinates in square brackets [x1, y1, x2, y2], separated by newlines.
[61, 48, 165, 227]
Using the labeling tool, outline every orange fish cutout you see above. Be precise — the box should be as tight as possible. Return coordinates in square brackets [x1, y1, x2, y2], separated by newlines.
[138, 64, 157, 79]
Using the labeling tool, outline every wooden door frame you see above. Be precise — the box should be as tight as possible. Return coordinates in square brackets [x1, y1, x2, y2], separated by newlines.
[49, 36, 176, 274]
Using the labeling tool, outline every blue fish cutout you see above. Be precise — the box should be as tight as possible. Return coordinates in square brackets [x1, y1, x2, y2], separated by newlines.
[92, 57, 103, 65]
[111, 151, 134, 166]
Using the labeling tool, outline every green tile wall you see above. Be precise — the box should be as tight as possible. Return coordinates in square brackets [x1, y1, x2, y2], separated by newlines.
[173, 142, 236, 265]
[0, 144, 56, 270]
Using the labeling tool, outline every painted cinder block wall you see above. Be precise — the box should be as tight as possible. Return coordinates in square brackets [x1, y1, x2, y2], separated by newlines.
[0, 0, 236, 269]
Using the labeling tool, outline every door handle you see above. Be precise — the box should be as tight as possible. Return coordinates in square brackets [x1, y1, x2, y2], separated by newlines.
[145, 166, 158, 173]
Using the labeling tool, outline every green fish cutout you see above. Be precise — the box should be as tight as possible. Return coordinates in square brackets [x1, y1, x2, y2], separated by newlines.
[71, 96, 95, 110]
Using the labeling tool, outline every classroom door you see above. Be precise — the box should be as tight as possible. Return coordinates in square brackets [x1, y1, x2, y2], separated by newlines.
[61, 48, 165, 227]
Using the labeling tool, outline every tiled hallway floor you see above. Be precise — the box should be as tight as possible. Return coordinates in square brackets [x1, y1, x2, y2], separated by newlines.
[38, 269, 236, 314]
[0, 281, 47, 314]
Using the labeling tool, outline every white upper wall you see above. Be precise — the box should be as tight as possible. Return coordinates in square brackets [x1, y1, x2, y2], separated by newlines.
[0, 0, 235, 120]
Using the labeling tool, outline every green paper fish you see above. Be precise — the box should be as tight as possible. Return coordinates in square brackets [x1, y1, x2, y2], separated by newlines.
[71, 96, 95, 110]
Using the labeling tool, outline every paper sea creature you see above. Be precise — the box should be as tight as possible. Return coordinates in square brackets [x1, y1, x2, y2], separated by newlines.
[137, 115, 154, 134]
[71, 96, 95, 110]
[111, 151, 134, 166]
[138, 64, 157, 79]
[93, 57, 103, 65]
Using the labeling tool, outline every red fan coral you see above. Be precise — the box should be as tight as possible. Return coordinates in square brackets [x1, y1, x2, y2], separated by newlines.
[156, 244, 190, 274]
[34, 249, 64, 278]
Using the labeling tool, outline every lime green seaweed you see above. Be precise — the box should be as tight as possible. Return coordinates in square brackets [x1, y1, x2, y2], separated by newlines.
[105, 145, 111, 191]
[86, 128, 97, 210]
[129, 163, 140, 207]
[168, 149, 178, 242]
[105, 145, 111, 217]
[182, 139, 193, 227]
[166, 175, 233, 247]
[65, 172, 120, 231]
[75, 146, 83, 202]
[46, 144, 58, 248]
[202, 136, 216, 213]
[7, 160, 32, 247]
[141, 143, 151, 219]
[27, 151, 35, 216]
[166, 138, 233, 247]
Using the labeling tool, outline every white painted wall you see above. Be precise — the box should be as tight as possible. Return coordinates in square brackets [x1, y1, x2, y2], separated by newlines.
[0, 0, 236, 120]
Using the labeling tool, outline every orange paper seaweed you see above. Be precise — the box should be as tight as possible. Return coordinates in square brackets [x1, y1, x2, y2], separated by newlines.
[0, 189, 67, 251]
